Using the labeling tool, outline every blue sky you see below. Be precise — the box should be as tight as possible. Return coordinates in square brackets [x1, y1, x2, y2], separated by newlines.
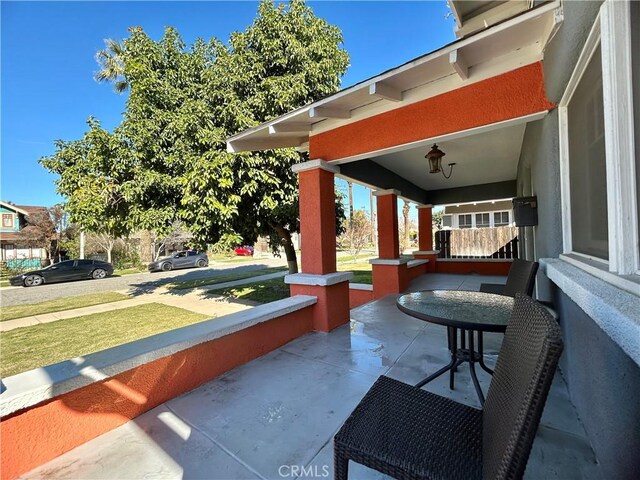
[1, 0, 455, 217]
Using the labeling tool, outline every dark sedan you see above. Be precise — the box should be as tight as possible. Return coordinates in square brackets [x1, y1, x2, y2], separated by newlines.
[148, 250, 209, 272]
[9, 259, 114, 287]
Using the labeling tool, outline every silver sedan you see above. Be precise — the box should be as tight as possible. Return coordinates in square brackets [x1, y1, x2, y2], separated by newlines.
[148, 250, 209, 272]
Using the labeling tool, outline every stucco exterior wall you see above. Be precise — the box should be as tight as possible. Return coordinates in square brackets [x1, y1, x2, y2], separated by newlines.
[552, 289, 640, 479]
[516, 1, 640, 478]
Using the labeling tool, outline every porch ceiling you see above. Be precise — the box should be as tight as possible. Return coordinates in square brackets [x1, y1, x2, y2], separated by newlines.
[373, 122, 525, 192]
[337, 121, 526, 205]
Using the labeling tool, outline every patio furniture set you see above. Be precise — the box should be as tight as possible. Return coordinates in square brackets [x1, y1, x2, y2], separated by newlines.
[334, 259, 560, 480]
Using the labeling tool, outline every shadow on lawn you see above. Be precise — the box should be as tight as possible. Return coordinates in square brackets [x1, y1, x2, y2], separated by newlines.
[123, 263, 281, 298]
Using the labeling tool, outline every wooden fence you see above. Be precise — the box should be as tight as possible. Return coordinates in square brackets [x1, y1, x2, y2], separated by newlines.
[435, 226, 519, 259]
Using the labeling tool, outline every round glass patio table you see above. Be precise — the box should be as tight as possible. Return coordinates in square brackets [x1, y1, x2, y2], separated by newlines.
[396, 290, 514, 405]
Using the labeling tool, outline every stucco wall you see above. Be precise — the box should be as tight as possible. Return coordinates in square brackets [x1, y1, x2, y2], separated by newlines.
[516, 1, 640, 478]
[552, 288, 640, 479]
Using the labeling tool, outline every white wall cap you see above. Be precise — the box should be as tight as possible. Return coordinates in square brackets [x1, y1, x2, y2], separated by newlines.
[408, 259, 429, 268]
[349, 283, 374, 291]
[285, 272, 353, 286]
[369, 258, 410, 265]
[291, 159, 340, 174]
[0, 295, 317, 417]
[373, 189, 401, 197]
[413, 250, 440, 255]
[542, 257, 640, 367]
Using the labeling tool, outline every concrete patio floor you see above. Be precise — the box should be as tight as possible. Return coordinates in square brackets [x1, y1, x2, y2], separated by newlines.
[22, 274, 600, 480]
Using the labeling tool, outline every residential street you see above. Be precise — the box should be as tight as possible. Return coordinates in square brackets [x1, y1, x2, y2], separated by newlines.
[0, 257, 287, 307]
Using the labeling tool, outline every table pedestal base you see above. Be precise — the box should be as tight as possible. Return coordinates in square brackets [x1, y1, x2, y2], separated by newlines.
[415, 327, 493, 406]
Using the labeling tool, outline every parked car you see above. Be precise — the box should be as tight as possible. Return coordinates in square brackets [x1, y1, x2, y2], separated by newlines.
[9, 259, 114, 287]
[148, 250, 209, 272]
[234, 245, 254, 256]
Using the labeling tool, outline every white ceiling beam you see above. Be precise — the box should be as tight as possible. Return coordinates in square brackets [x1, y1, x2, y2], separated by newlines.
[309, 106, 351, 119]
[368, 82, 403, 102]
[449, 50, 468, 80]
[268, 123, 312, 134]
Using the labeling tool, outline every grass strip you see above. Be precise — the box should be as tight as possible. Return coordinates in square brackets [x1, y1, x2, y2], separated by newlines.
[1, 292, 130, 322]
[0, 303, 209, 377]
[169, 266, 287, 290]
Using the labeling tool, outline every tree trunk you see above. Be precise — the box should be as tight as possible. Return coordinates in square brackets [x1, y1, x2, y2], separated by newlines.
[107, 245, 113, 264]
[402, 200, 410, 254]
[348, 182, 354, 222]
[275, 225, 298, 274]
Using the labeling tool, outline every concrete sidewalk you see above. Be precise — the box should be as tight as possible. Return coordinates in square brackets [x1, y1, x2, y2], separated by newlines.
[0, 271, 287, 332]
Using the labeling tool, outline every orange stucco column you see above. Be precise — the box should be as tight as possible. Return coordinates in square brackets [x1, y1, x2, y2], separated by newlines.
[371, 189, 408, 297]
[417, 205, 433, 251]
[296, 160, 338, 275]
[375, 189, 400, 259]
[287, 160, 351, 332]
[414, 204, 438, 273]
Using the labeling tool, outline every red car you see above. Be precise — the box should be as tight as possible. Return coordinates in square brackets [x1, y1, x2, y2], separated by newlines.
[234, 246, 254, 256]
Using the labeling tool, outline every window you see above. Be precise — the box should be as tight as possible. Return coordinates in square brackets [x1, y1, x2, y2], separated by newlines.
[475, 213, 490, 228]
[442, 215, 452, 228]
[2, 214, 13, 228]
[559, 0, 639, 282]
[187, 251, 198, 256]
[567, 45, 608, 259]
[77, 260, 94, 266]
[458, 214, 472, 229]
[494, 211, 510, 226]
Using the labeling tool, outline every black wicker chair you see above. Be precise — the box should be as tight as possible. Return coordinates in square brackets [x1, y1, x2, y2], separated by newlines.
[479, 258, 539, 297]
[334, 294, 563, 480]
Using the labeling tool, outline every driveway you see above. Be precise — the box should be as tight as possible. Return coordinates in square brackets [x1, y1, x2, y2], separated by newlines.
[1, 257, 287, 307]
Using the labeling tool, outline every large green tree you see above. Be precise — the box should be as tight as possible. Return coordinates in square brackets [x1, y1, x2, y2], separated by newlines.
[41, 0, 349, 273]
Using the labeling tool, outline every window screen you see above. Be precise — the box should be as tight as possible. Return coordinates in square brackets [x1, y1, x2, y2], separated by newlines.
[567, 45, 609, 259]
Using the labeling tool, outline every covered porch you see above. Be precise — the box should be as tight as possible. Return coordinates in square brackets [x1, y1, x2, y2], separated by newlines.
[19, 274, 599, 479]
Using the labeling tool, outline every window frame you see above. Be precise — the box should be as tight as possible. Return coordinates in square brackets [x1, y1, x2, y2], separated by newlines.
[2, 214, 13, 228]
[457, 214, 472, 229]
[559, 0, 639, 281]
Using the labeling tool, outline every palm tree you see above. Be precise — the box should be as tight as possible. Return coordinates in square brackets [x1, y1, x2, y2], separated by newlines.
[95, 39, 128, 93]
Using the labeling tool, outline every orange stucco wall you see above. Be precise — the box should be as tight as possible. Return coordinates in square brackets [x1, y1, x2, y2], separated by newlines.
[309, 62, 554, 161]
[418, 208, 433, 251]
[376, 194, 399, 259]
[414, 252, 438, 273]
[289, 282, 350, 332]
[435, 260, 512, 275]
[0, 307, 314, 480]
[349, 287, 375, 308]
[407, 262, 428, 281]
[298, 168, 337, 275]
[372, 264, 409, 299]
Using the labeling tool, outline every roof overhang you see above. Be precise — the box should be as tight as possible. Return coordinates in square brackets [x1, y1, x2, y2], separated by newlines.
[0, 201, 30, 215]
[226, 0, 561, 155]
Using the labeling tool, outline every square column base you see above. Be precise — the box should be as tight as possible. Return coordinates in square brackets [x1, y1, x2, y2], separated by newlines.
[286, 273, 352, 332]
[371, 259, 409, 298]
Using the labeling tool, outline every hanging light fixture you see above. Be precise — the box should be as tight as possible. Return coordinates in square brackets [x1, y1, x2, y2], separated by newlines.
[425, 144, 456, 179]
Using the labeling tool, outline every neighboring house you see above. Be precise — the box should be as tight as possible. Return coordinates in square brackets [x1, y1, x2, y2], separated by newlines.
[441, 199, 513, 229]
[0, 201, 49, 267]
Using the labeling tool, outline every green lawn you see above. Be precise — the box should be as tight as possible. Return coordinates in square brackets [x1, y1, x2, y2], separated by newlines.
[0, 292, 131, 322]
[0, 280, 10, 288]
[114, 267, 146, 276]
[169, 266, 287, 290]
[0, 303, 209, 378]
[337, 252, 375, 263]
[209, 254, 259, 263]
[209, 277, 290, 304]
[337, 261, 373, 284]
